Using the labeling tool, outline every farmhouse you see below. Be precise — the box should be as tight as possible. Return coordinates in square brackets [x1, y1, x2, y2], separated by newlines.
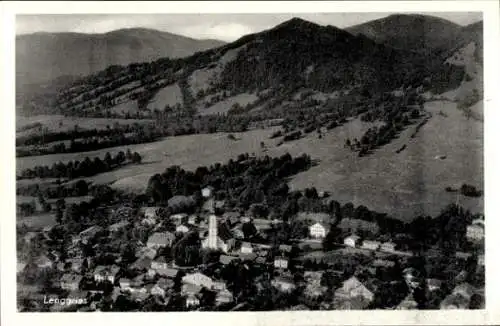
[309, 222, 328, 239]
[466, 221, 484, 242]
[171, 213, 188, 225]
[176, 224, 190, 233]
[186, 294, 200, 308]
[344, 235, 361, 248]
[334, 276, 374, 309]
[130, 257, 152, 272]
[272, 276, 296, 292]
[380, 242, 397, 252]
[202, 186, 214, 198]
[216, 289, 234, 305]
[240, 242, 253, 254]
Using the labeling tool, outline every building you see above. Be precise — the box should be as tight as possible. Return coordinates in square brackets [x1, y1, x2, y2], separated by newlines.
[188, 215, 198, 225]
[67, 257, 83, 272]
[130, 257, 152, 272]
[219, 255, 239, 266]
[119, 278, 132, 291]
[186, 294, 200, 308]
[213, 280, 227, 291]
[344, 235, 361, 248]
[304, 271, 326, 298]
[362, 240, 381, 251]
[176, 224, 190, 234]
[202, 186, 214, 198]
[136, 246, 157, 260]
[478, 254, 485, 266]
[171, 213, 188, 225]
[309, 222, 328, 239]
[147, 232, 176, 249]
[151, 256, 168, 270]
[466, 221, 484, 242]
[334, 276, 374, 303]
[182, 272, 214, 289]
[144, 207, 162, 219]
[278, 244, 293, 253]
[201, 216, 235, 253]
[79, 226, 103, 243]
[380, 242, 397, 252]
[272, 276, 296, 292]
[35, 255, 53, 269]
[94, 265, 120, 283]
[403, 267, 421, 289]
[151, 278, 171, 297]
[216, 289, 234, 305]
[181, 283, 202, 297]
[426, 278, 443, 292]
[372, 259, 395, 269]
[397, 293, 419, 310]
[452, 283, 476, 300]
[108, 220, 129, 233]
[440, 293, 471, 309]
[240, 242, 253, 254]
[23, 232, 37, 244]
[274, 256, 289, 269]
[60, 273, 83, 291]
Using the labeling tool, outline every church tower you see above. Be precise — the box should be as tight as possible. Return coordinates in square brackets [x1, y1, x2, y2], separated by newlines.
[207, 214, 218, 249]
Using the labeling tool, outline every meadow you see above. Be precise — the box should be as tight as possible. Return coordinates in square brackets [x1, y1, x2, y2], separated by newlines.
[16, 100, 483, 222]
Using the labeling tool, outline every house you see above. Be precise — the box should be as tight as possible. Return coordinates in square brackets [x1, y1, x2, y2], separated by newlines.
[130, 257, 152, 272]
[478, 254, 485, 266]
[188, 215, 198, 225]
[223, 211, 241, 224]
[176, 224, 190, 233]
[362, 240, 381, 251]
[380, 242, 397, 252]
[182, 282, 202, 295]
[157, 267, 179, 279]
[186, 294, 200, 308]
[60, 273, 83, 291]
[202, 186, 214, 198]
[309, 222, 328, 239]
[147, 232, 176, 249]
[397, 293, 419, 310]
[231, 226, 245, 239]
[344, 235, 361, 248]
[35, 255, 52, 269]
[68, 257, 84, 273]
[240, 242, 253, 254]
[466, 222, 484, 242]
[79, 226, 103, 243]
[278, 244, 293, 253]
[238, 252, 257, 261]
[219, 255, 239, 265]
[119, 278, 132, 291]
[109, 220, 129, 233]
[143, 206, 163, 219]
[372, 259, 395, 269]
[151, 278, 171, 297]
[403, 267, 421, 289]
[136, 246, 157, 260]
[272, 276, 296, 292]
[201, 220, 236, 253]
[213, 280, 227, 291]
[452, 283, 476, 300]
[182, 272, 213, 289]
[216, 289, 234, 305]
[334, 276, 374, 303]
[23, 232, 38, 244]
[274, 256, 289, 269]
[426, 278, 443, 292]
[440, 293, 471, 309]
[151, 256, 168, 270]
[94, 265, 120, 283]
[456, 251, 473, 260]
[171, 213, 188, 225]
[253, 218, 273, 232]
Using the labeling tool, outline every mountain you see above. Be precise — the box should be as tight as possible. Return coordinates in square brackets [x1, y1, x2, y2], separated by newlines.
[16, 28, 226, 87]
[346, 14, 466, 56]
[19, 17, 466, 117]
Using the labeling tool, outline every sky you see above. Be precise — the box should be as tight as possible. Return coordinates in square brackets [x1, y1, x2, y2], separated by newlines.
[16, 12, 483, 42]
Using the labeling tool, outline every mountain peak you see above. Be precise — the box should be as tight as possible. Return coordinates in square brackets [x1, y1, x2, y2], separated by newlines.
[274, 17, 321, 30]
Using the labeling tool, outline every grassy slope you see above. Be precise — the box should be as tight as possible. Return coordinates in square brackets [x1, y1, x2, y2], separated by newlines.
[16, 100, 483, 222]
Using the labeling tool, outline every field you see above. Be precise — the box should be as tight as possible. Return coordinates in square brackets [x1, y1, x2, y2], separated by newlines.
[16, 115, 154, 137]
[16, 100, 483, 222]
[197, 93, 259, 116]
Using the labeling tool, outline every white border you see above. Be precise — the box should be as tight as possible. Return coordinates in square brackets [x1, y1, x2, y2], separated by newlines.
[2, 1, 499, 325]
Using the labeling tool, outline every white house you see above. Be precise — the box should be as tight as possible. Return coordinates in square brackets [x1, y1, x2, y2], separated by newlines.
[94, 265, 120, 283]
[216, 289, 234, 305]
[271, 276, 296, 292]
[182, 272, 214, 289]
[309, 222, 328, 239]
[176, 224, 190, 234]
[466, 223, 484, 242]
[344, 235, 361, 248]
[274, 257, 289, 269]
[361, 240, 381, 251]
[186, 294, 200, 308]
[380, 242, 397, 252]
[334, 276, 374, 302]
[240, 242, 253, 254]
[202, 186, 214, 198]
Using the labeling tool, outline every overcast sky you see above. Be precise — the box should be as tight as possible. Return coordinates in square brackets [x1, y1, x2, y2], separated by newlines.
[16, 12, 483, 42]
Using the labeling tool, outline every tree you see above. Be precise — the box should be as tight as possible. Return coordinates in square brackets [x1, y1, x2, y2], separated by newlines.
[126, 148, 133, 161]
[132, 152, 142, 164]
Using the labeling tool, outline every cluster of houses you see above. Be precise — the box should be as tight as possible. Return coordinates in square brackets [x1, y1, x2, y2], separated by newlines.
[18, 186, 485, 311]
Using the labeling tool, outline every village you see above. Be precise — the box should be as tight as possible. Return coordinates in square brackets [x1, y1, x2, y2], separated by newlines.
[17, 185, 485, 312]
